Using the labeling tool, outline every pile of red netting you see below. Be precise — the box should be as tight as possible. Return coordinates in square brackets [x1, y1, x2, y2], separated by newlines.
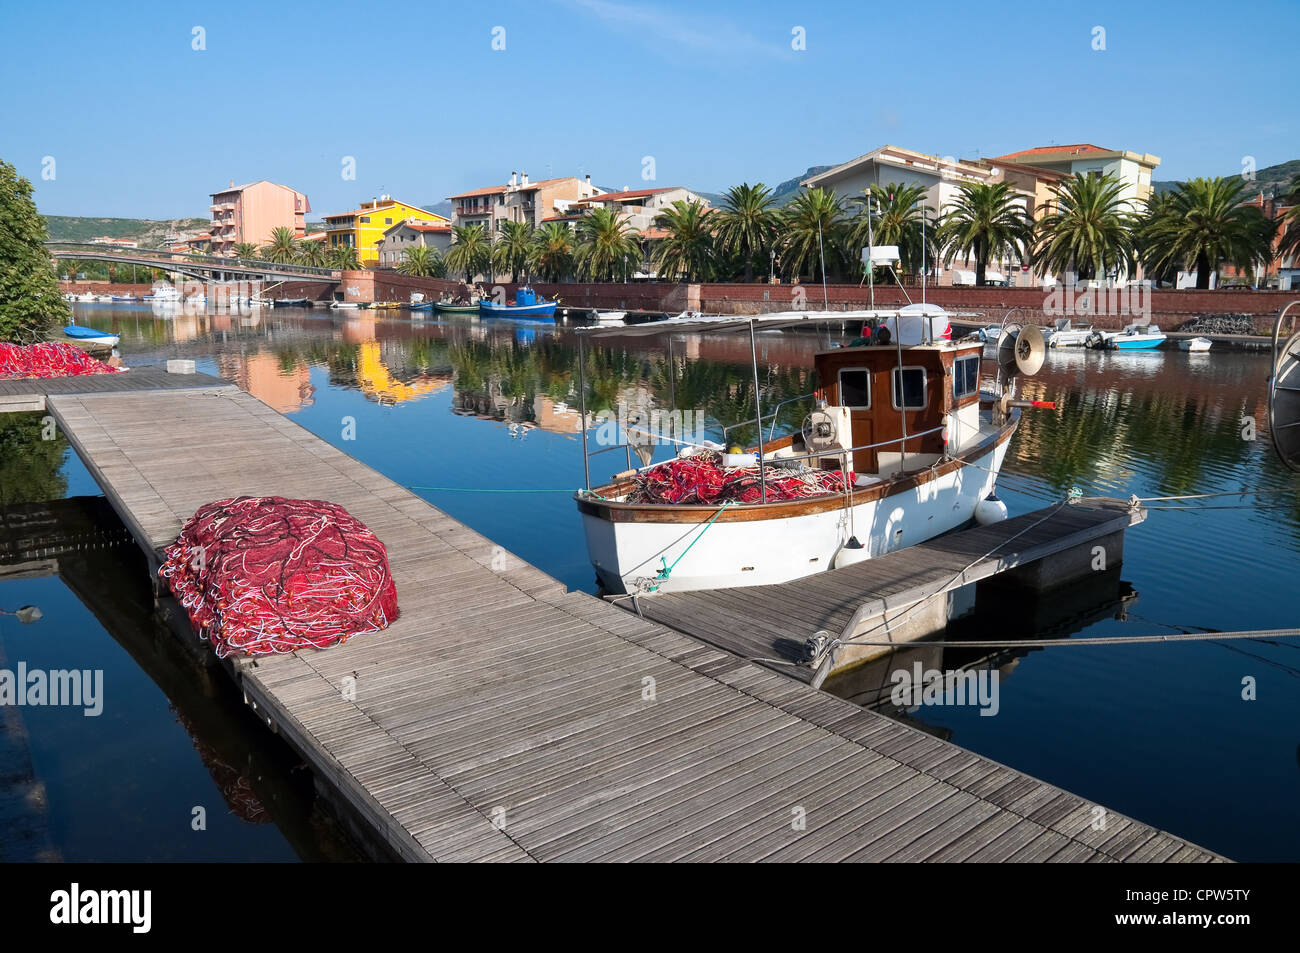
[0, 341, 122, 379]
[159, 496, 399, 658]
[626, 452, 849, 505]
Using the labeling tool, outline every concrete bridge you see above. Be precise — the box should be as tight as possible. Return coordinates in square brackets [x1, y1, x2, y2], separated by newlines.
[46, 242, 341, 285]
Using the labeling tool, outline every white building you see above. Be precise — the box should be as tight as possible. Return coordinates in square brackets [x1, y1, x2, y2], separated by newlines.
[378, 220, 452, 268]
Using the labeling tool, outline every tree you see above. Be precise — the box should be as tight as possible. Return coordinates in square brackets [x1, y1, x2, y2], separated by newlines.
[397, 244, 443, 278]
[1276, 179, 1300, 265]
[574, 207, 639, 281]
[651, 200, 715, 282]
[779, 187, 845, 280]
[936, 182, 1033, 286]
[846, 182, 933, 280]
[327, 244, 360, 270]
[1034, 173, 1137, 281]
[492, 220, 534, 283]
[0, 158, 69, 342]
[529, 222, 575, 282]
[232, 242, 261, 259]
[444, 224, 491, 284]
[713, 183, 778, 282]
[1138, 177, 1273, 289]
[296, 239, 328, 268]
[263, 226, 299, 263]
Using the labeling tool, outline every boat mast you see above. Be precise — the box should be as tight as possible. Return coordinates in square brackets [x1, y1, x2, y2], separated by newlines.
[749, 319, 768, 503]
[577, 332, 590, 490]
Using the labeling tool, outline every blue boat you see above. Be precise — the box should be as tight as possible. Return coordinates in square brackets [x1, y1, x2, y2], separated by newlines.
[63, 324, 120, 346]
[1109, 323, 1167, 350]
[479, 286, 557, 321]
[409, 302, 435, 312]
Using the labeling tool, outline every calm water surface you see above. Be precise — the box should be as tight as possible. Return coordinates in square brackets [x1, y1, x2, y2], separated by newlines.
[1, 302, 1296, 861]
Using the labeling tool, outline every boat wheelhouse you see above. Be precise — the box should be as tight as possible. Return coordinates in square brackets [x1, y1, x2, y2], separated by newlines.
[573, 308, 1046, 595]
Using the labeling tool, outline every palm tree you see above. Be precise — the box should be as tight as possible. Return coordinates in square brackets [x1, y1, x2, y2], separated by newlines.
[779, 187, 846, 280]
[444, 224, 492, 284]
[1139, 177, 1273, 289]
[846, 182, 933, 279]
[713, 183, 778, 282]
[529, 222, 575, 282]
[232, 242, 260, 260]
[327, 244, 360, 270]
[936, 182, 1033, 286]
[1034, 173, 1137, 281]
[492, 221, 534, 283]
[397, 244, 443, 278]
[651, 200, 715, 282]
[263, 226, 299, 264]
[574, 207, 639, 281]
[296, 240, 328, 268]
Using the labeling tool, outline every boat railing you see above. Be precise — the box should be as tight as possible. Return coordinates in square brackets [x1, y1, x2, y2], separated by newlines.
[718, 391, 817, 445]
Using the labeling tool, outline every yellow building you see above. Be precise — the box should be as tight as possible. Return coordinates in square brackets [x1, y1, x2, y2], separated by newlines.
[323, 195, 449, 264]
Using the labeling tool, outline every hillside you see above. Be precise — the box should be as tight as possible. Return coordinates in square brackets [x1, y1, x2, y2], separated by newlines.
[44, 215, 208, 246]
[773, 166, 833, 205]
[1153, 158, 1298, 197]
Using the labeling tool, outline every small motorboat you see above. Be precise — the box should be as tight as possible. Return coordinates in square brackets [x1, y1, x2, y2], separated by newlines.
[592, 310, 627, 324]
[95, 294, 114, 303]
[435, 300, 479, 313]
[272, 298, 311, 308]
[1179, 337, 1212, 353]
[977, 325, 1004, 344]
[480, 286, 557, 321]
[330, 301, 361, 310]
[409, 301, 435, 312]
[1045, 318, 1095, 348]
[144, 286, 182, 302]
[1108, 323, 1167, 350]
[75, 292, 97, 302]
[63, 324, 120, 347]
[110, 294, 139, 302]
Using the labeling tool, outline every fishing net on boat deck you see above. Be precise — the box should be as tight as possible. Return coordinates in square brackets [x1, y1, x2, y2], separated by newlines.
[626, 451, 849, 505]
[0, 342, 122, 379]
[159, 496, 399, 658]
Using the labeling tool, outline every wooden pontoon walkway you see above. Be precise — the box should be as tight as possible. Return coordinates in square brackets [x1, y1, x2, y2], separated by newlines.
[3, 371, 1222, 861]
[633, 501, 1144, 685]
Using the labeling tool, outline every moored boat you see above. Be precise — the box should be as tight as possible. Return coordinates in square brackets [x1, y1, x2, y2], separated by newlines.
[434, 301, 479, 313]
[272, 298, 311, 308]
[480, 286, 557, 321]
[110, 294, 139, 302]
[1179, 336, 1212, 352]
[1045, 318, 1095, 348]
[572, 308, 1053, 595]
[63, 324, 120, 347]
[592, 310, 627, 324]
[1089, 323, 1167, 350]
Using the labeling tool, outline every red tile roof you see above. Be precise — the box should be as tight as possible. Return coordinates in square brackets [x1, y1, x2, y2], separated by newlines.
[583, 187, 673, 202]
[992, 144, 1112, 160]
[447, 176, 577, 200]
[407, 223, 450, 233]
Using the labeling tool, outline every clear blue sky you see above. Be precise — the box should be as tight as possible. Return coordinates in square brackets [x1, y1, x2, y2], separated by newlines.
[2, 0, 1294, 219]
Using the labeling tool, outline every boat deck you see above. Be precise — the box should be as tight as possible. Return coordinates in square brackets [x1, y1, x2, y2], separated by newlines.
[0, 371, 1221, 862]
[630, 500, 1143, 685]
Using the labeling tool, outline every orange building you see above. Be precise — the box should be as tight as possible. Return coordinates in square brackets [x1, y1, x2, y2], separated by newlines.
[208, 180, 311, 256]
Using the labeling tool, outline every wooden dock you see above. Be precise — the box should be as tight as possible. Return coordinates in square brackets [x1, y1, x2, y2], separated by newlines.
[0, 371, 1223, 861]
[632, 500, 1144, 686]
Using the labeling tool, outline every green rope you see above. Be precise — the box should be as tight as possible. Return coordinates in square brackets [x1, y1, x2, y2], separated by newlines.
[650, 502, 733, 591]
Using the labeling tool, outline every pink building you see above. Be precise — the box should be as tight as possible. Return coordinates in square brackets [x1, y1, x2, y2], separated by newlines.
[209, 180, 311, 255]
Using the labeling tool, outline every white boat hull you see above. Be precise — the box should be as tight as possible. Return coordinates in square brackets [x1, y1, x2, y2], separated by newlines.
[583, 439, 1011, 594]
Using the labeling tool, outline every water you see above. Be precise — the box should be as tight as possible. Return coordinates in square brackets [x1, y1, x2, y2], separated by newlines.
[3, 302, 1297, 861]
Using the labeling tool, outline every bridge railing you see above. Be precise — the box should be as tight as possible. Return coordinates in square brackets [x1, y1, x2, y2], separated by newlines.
[44, 242, 341, 279]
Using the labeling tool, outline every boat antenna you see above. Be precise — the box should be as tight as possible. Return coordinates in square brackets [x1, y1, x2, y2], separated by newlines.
[816, 216, 829, 311]
[867, 194, 876, 311]
[920, 197, 927, 306]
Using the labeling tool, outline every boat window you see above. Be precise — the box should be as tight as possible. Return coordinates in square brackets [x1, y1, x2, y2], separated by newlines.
[892, 367, 927, 410]
[953, 355, 980, 399]
[838, 368, 870, 408]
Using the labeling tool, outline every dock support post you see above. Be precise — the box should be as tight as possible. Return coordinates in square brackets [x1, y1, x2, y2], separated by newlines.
[749, 319, 767, 503]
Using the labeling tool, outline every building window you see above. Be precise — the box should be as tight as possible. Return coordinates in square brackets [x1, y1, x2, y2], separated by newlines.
[892, 367, 927, 410]
[953, 355, 980, 399]
[360, 216, 370, 223]
[385, 218, 392, 224]
[838, 368, 870, 409]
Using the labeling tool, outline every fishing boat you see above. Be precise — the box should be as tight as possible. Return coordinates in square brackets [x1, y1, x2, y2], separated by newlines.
[110, 294, 139, 303]
[409, 301, 435, 312]
[95, 294, 114, 303]
[1088, 323, 1167, 350]
[572, 306, 1053, 594]
[272, 297, 311, 308]
[75, 292, 97, 302]
[63, 324, 119, 347]
[1044, 318, 1095, 348]
[479, 286, 557, 321]
[144, 285, 182, 302]
[434, 300, 479, 313]
[1179, 336, 1212, 352]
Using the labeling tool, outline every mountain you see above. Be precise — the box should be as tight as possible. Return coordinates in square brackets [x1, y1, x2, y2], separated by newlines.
[421, 200, 452, 219]
[772, 166, 833, 205]
[44, 215, 208, 245]
[1153, 158, 1298, 197]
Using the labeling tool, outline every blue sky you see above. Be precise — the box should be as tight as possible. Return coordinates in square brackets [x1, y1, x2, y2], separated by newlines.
[2, 0, 1294, 219]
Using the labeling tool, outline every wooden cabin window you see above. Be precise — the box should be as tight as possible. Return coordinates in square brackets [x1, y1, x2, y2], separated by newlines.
[892, 367, 927, 410]
[838, 368, 870, 408]
[954, 355, 980, 399]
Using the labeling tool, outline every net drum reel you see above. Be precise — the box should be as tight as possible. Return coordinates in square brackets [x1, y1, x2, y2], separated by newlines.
[1269, 301, 1300, 473]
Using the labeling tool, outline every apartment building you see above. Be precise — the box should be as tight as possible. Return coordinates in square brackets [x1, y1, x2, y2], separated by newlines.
[208, 180, 311, 256]
[448, 172, 604, 232]
[324, 196, 449, 264]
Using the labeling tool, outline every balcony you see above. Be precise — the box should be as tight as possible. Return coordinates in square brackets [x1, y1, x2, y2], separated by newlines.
[456, 205, 491, 218]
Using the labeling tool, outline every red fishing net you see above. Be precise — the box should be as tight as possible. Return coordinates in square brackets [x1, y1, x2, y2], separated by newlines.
[0, 341, 122, 379]
[627, 452, 849, 505]
[159, 496, 399, 658]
